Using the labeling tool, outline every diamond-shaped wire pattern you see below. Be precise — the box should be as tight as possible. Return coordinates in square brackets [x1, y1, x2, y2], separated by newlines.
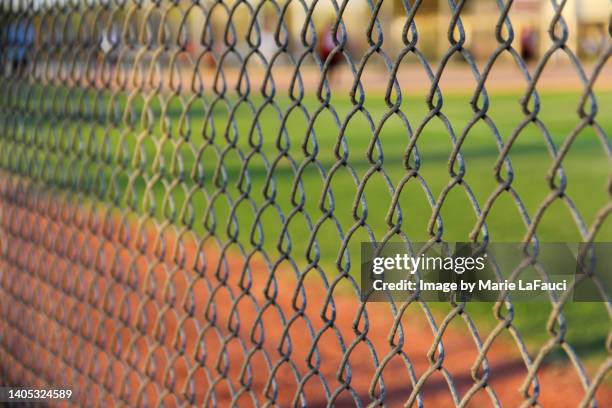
[0, 0, 610, 407]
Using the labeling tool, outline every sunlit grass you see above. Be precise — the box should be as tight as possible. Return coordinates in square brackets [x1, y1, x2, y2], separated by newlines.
[3, 87, 610, 359]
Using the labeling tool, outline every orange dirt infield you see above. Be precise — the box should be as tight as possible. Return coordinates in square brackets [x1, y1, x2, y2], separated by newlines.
[0, 185, 610, 407]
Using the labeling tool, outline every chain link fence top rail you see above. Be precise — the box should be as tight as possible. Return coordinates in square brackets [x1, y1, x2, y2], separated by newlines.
[0, 0, 611, 407]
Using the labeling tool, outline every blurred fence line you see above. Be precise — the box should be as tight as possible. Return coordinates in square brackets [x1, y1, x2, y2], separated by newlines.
[0, 0, 610, 407]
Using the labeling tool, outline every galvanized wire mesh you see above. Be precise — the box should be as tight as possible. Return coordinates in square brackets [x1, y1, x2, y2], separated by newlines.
[0, 0, 610, 407]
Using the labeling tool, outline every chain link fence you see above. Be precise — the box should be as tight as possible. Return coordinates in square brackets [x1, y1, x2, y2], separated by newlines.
[0, 0, 610, 406]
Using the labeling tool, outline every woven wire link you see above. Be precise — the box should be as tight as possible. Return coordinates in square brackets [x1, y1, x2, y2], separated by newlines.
[0, 0, 610, 407]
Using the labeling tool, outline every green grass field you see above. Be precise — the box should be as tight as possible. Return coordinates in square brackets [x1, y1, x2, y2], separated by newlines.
[98, 89, 611, 237]
[4, 86, 611, 364]
[111, 89, 611, 255]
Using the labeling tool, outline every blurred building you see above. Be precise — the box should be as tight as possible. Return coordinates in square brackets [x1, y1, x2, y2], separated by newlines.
[184, 0, 611, 63]
[12, 0, 611, 64]
[384, 0, 609, 61]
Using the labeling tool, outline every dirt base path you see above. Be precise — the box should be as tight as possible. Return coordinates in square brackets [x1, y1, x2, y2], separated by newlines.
[0, 181, 610, 407]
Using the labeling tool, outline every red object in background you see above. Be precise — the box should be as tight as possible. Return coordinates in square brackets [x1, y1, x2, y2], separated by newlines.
[318, 26, 342, 67]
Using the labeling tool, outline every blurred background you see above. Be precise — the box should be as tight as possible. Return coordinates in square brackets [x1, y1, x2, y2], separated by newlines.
[0, 0, 611, 406]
